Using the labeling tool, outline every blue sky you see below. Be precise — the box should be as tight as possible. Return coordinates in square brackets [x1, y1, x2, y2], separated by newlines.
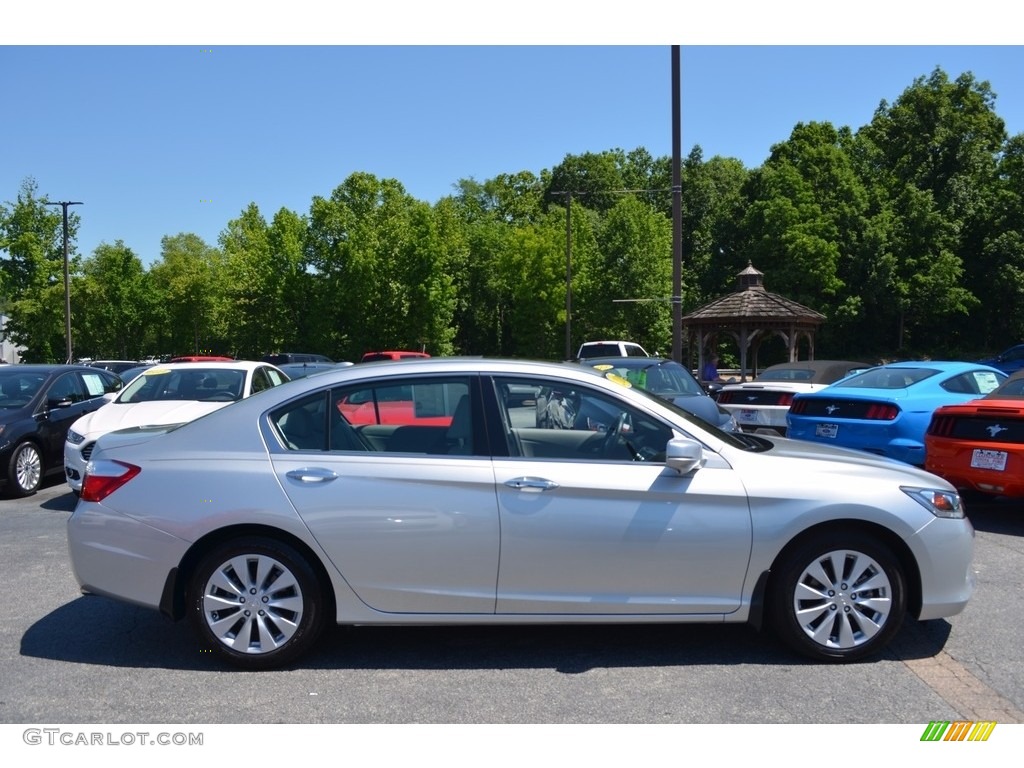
[3, 5, 1023, 267]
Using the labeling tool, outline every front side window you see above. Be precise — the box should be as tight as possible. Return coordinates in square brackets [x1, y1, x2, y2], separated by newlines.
[47, 372, 86, 405]
[494, 376, 672, 462]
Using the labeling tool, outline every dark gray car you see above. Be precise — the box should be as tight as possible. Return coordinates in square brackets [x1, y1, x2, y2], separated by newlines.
[581, 357, 738, 431]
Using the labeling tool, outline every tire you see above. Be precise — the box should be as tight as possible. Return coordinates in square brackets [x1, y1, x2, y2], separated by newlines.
[7, 441, 43, 497]
[770, 532, 906, 662]
[188, 537, 326, 670]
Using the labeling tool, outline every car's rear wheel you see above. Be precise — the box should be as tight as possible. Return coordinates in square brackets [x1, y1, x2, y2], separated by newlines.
[770, 532, 906, 662]
[7, 441, 42, 497]
[188, 537, 326, 669]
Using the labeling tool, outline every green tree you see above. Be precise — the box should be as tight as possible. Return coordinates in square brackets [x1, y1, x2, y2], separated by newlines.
[0, 178, 76, 361]
[680, 148, 750, 306]
[974, 132, 1024, 347]
[585, 196, 673, 354]
[308, 173, 454, 360]
[740, 122, 868, 351]
[148, 233, 222, 356]
[74, 241, 151, 359]
[267, 207, 318, 355]
[219, 203, 278, 358]
[853, 68, 1004, 352]
[544, 150, 628, 214]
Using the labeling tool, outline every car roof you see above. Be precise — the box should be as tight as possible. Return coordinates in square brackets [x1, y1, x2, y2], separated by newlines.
[134, 361, 276, 372]
[877, 360, 994, 370]
[271, 357, 620, 391]
[581, 356, 677, 367]
[0, 364, 107, 374]
[754, 360, 873, 382]
[983, 368, 1024, 399]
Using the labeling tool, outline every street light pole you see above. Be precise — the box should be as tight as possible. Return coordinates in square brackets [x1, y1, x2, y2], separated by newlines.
[41, 200, 82, 363]
[671, 45, 683, 363]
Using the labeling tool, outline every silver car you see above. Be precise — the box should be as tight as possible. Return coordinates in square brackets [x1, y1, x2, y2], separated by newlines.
[67, 358, 974, 670]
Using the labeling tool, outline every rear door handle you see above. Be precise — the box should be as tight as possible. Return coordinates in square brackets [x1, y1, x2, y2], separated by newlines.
[286, 468, 338, 484]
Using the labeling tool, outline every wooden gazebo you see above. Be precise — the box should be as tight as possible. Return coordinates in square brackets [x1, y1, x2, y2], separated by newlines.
[683, 263, 826, 380]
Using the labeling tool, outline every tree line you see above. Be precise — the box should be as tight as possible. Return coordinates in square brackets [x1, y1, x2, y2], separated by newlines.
[2, 67, 1022, 367]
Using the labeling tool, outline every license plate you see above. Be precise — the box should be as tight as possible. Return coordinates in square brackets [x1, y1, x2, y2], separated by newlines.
[971, 449, 1007, 471]
[815, 423, 839, 439]
[738, 409, 758, 423]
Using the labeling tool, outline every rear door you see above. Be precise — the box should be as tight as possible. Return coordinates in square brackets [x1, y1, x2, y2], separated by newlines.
[267, 375, 501, 614]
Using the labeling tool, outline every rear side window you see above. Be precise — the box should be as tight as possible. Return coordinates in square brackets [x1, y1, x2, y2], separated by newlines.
[272, 377, 474, 455]
[82, 371, 121, 397]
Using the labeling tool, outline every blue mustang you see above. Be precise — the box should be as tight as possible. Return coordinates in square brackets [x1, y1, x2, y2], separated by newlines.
[786, 361, 1006, 466]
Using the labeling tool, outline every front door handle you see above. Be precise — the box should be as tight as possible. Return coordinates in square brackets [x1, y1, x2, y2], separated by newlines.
[504, 476, 559, 492]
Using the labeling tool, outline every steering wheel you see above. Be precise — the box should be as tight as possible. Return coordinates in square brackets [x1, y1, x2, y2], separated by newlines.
[601, 412, 631, 456]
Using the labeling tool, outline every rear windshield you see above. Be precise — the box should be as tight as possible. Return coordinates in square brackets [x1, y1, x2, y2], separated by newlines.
[837, 367, 937, 389]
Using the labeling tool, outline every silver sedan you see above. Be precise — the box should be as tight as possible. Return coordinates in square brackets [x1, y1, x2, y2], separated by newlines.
[67, 358, 974, 670]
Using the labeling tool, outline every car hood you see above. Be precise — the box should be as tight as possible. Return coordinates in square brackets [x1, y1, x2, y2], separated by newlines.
[73, 400, 229, 439]
[736, 434, 949, 486]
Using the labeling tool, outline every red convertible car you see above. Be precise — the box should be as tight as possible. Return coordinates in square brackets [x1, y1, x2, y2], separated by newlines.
[925, 370, 1024, 497]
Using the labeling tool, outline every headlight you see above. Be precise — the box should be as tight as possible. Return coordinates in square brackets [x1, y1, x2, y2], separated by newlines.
[66, 429, 85, 445]
[901, 486, 964, 519]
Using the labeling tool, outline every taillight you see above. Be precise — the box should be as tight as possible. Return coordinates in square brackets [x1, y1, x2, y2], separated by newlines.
[80, 460, 141, 502]
[864, 403, 899, 420]
[928, 414, 955, 436]
[778, 393, 794, 407]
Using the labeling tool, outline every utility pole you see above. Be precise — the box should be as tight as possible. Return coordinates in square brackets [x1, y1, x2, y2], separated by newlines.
[41, 200, 82, 363]
[564, 191, 572, 360]
[671, 45, 683, 363]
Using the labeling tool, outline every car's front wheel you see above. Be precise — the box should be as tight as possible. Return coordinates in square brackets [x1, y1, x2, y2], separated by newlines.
[7, 441, 43, 497]
[770, 531, 906, 662]
[188, 537, 326, 669]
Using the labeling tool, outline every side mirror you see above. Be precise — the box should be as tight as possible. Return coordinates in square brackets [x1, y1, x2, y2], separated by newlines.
[47, 397, 74, 410]
[665, 437, 705, 475]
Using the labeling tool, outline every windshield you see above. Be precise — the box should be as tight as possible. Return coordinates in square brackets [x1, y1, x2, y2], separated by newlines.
[592, 361, 705, 396]
[117, 368, 245, 403]
[0, 372, 46, 408]
[836, 367, 938, 389]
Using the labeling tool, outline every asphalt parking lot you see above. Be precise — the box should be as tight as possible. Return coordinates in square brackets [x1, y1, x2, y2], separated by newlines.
[1, 477, 1022, 724]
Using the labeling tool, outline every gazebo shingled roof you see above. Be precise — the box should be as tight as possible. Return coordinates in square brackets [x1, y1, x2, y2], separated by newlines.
[683, 263, 826, 380]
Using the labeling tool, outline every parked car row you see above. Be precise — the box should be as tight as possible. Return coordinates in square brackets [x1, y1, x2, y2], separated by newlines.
[0, 349, 433, 499]
[63, 360, 291, 495]
[713, 357, 1023, 500]
[0, 364, 124, 496]
[924, 369, 1024, 498]
[2, 349, 998, 670]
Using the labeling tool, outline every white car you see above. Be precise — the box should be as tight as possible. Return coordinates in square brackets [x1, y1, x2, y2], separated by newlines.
[64, 361, 289, 493]
[717, 360, 871, 436]
[576, 340, 649, 359]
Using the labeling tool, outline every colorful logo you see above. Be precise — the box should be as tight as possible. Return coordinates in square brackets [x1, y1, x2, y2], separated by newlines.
[921, 721, 996, 741]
